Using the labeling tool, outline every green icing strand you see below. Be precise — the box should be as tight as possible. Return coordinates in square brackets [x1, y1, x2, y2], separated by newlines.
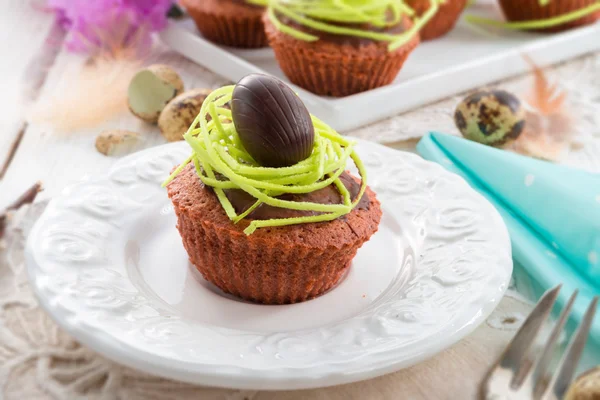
[163, 85, 368, 235]
[466, 0, 600, 30]
[266, 0, 441, 52]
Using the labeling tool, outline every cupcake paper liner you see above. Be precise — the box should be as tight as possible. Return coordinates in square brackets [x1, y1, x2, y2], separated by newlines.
[499, 0, 600, 32]
[408, 0, 468, 40]
[263, 17, 420, 97]
[175, 210, 365, 304]
[183, 1, 267, 48]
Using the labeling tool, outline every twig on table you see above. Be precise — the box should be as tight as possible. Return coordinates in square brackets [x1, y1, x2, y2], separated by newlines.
[0, 122, 27, 180]
[0, 181, 43, 239]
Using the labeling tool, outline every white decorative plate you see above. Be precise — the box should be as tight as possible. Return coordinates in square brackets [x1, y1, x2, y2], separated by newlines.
[160, 6, 600, 132]
[26, 139, 512, 390]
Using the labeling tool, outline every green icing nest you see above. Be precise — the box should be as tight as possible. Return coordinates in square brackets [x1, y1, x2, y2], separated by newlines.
[163, 85, 368, 235]
[264, 0, 441, 51]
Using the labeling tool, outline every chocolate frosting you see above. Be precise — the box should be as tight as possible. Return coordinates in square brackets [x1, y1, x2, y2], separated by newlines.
[277, 12, 410, 47]
[223, 171, 370, 220]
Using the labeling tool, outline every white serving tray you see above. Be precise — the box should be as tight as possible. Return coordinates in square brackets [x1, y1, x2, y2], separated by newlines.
[160, 4, 600, 132]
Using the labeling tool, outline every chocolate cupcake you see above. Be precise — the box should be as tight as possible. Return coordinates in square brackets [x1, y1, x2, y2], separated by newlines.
[181, 0, 268, 48]
[262, 0, 439, 97]
[407, 0, 468, 40]
[164, 74, 382, 304]
[498, 0, 600, 32]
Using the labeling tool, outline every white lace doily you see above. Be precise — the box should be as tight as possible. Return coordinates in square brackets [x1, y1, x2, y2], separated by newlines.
[0, 201, 533, 400]
[352, 52, 600, 174]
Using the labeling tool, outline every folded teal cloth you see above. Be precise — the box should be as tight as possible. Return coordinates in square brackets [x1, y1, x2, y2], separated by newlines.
[417, 132, 600, 340]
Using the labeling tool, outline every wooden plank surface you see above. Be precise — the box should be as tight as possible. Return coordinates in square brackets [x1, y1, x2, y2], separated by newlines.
[0, 1, 58, 184]
[0, 42, 229, 209]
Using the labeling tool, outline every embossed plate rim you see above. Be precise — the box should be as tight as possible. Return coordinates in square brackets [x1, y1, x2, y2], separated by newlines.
[26, 139, 512, 390]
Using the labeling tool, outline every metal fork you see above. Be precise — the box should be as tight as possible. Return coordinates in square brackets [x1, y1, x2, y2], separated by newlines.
[480, 285, 598, 400]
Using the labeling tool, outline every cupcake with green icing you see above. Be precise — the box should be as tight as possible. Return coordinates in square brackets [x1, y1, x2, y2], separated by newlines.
[262, 0, 439, 97]
[164, 74, 382, 304]
[468, 0, 600, 32]
[181, 0, 269, 48]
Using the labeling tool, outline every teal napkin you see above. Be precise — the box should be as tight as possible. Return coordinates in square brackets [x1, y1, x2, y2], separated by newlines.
[417, 132, 600, 340]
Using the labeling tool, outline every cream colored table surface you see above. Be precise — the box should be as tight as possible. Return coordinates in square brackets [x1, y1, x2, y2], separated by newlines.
[1, 2, 599, 399]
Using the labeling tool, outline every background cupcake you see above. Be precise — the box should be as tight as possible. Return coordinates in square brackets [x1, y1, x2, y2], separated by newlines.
[181, 0, 268, 48]
[407, 0, 468, 40]
[165, 74, 382, 304]
[498, 0, 600, 32]
[262, 0, 438, 97]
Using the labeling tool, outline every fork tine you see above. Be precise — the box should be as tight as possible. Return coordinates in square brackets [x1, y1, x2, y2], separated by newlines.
[500, 285, 561, 371]
[546, 296, 598, 400]
[530, 290, 578, 398]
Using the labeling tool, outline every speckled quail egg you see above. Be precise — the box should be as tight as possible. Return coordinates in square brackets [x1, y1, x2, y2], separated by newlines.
[128, 64, 184, 124]
[565, 367, 600, 400]
[158, 88, 213, 142]
[454, 90, 525, 146]
[95, 129, 140, 156]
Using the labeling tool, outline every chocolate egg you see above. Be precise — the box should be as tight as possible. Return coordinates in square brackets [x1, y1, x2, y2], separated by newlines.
[231, 74, 314, 167]
[454, 90, 525, 146]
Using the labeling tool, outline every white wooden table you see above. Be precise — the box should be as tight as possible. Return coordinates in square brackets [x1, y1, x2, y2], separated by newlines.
[3, 1, 599, 211]
[1, 2, 599, 399]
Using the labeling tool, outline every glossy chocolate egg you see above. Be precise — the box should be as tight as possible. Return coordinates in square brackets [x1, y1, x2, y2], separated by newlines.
[454, 89, 525, 146]
[231, 74, 314, 167]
